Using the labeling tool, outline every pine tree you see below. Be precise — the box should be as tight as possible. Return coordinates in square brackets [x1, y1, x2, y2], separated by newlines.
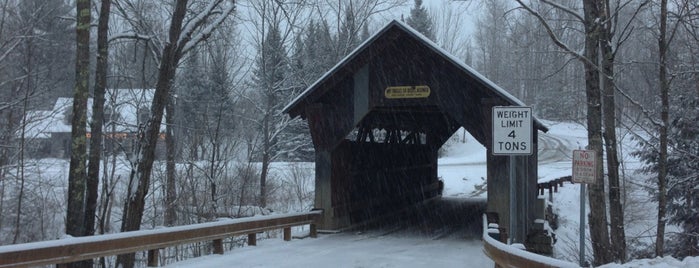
[665, 96, 699, 257]
[360, 22, 370, 41]
[295, 20, 335, 88]
[405, 0, 435, 41]
[635, 96, 699, 257]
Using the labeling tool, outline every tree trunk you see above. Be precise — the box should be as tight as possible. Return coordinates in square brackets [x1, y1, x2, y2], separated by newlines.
[165, 93, 177, 226]
[12, 24, 34, 244]
[655, 0, 669, 257]
[582, 0, 612, 265]
[0, 114, 7, 235]
[209, 105, 224, 215]
[85, 0, 111, 242]
[65, 1, 90, 266]
[260, 114, 270, 208]
[99, 107, 118, 236]
[116, 1, 188, 267]
[599, 0, 626, 262]
[66, 0, 90, 241]
[260, 151, 269, 208]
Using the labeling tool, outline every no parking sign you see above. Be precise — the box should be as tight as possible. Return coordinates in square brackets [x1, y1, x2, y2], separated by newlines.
[572, 149, 597, 184]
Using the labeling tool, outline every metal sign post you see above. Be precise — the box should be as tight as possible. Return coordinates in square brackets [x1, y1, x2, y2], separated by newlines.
[579, 183, 587, 266]
[572, 149, 597, 266]
[509, 154, 516, 243]
[492, 106, 532, 244]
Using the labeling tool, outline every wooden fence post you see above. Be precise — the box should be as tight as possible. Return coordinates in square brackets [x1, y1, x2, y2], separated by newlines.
[283, 227, 291, 241]
[213, 239, 224, 255]
[248, 233, 257, 246]
[310, 223, 318, 238]
[147, 248, 160, 267]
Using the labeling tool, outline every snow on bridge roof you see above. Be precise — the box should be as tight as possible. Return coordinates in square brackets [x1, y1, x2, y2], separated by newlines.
[283, 19, 548, 132]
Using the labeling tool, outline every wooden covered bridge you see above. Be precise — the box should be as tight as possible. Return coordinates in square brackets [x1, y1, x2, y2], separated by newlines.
[283, 20, 549, 244]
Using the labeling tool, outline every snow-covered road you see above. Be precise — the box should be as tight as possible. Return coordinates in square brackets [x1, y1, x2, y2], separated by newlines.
[167, 198, 493, 268]
[167, 230, 492, 268]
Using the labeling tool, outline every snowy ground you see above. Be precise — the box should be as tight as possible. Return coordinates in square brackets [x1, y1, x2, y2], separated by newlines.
[169, 198, 491, 268]
[167, 232, 491, 268]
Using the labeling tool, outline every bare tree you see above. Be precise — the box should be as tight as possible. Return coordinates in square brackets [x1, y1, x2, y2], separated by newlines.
[474, 0, 509, 86]
[1, 0, 72, 245]
[644, 0, 692, 256]
[431, 1, 471, 61]
[164, 87, 178, 226]
[513, 0, 617, 264]
[85, 0, 112, 241]
[117, 1, 235, 266]
[64, 2, 91, 267]
[655, 0, 669, 256]
[66, 0, 91, 243]
[316, 0, 407, 59]
[245, 0, 309, 207]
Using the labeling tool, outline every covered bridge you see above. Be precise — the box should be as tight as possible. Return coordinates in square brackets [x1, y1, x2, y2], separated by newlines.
[283, 20, 548, 243]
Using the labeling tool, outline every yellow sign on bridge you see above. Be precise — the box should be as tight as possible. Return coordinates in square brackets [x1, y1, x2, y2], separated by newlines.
[384, 85, 431, 99]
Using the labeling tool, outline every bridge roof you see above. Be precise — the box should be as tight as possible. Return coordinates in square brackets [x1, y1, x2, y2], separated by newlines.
[284, 20, 547, 131]
[284, 20, 547, 149]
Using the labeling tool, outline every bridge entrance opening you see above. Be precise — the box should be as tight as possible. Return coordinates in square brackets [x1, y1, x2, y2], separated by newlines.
[284, 20, 548, 243]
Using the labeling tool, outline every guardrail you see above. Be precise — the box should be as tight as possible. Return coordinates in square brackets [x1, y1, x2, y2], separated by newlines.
[482, 214, 578, 268]
[0, 210, 322, 268]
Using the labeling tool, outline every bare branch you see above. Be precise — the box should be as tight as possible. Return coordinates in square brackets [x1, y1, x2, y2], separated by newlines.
[514, 0, 595, 67]
[180, 1, 236, 55]
[108, 32, 153, 43]
[541, 0, 585, 22]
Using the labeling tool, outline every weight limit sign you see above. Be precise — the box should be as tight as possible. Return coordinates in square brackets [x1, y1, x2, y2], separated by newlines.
[492, 106, 533, 155]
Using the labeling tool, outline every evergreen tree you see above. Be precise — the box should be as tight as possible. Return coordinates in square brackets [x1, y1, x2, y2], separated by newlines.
[281, 20, 346, 162]
[635, 96, 699, 257]
[297, 20, 335, 87]
[665, 96, 699, 257]
[405, 0, 435, 41]
[177, 50, 210, 160]
[360, 22, 370, 41]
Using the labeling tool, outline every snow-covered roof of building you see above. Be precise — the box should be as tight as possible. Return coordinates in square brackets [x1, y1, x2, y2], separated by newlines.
[283, 19, 548, 132]
[23, 89, 163, 138]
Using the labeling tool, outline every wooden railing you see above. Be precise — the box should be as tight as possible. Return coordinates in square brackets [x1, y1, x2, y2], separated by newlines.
[0, 210, 322, 268]
[482, 214, 578, 268]
[537, 176, 572, 200]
